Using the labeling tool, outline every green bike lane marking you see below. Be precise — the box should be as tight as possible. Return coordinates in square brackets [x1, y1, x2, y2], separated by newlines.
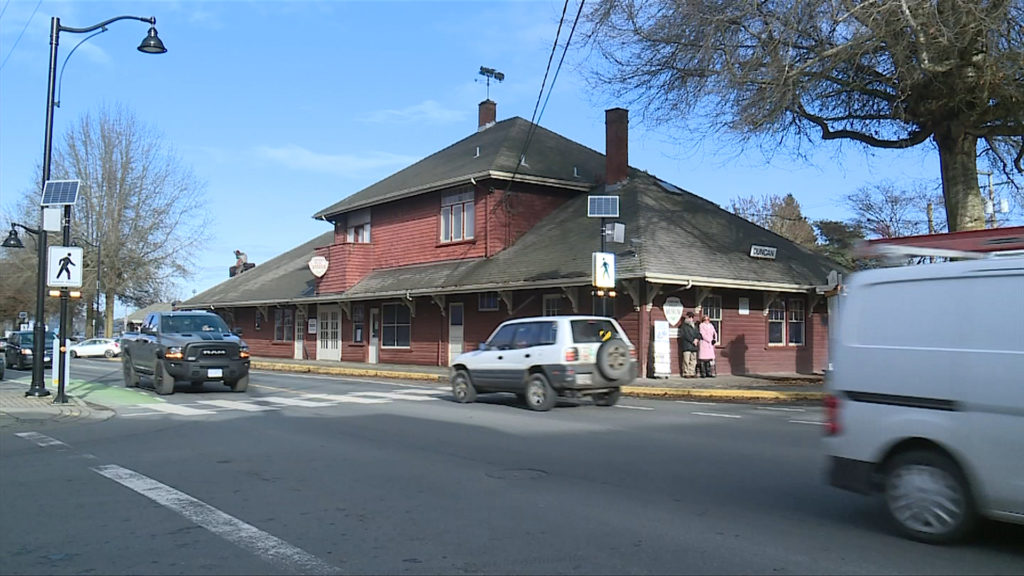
[63, 380, 163, 405]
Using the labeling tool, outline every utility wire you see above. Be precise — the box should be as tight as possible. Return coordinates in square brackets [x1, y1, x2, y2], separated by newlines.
[0, 0, 43, 73]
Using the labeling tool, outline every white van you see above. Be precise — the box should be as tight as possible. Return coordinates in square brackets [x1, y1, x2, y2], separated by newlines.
[824, 253, 1024, 543]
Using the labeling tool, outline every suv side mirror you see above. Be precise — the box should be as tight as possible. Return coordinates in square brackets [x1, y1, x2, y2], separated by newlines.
[478, 342, 489, 351]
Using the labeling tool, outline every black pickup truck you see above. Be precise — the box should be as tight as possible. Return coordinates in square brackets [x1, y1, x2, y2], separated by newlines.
[121, 310, 250, 395]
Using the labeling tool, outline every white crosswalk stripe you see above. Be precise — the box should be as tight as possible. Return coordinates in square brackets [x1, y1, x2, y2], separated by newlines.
[196, 399, 279, 412]
[146, 403, 218, 416]
[260, 397, 335, 408]
[302, 393, 389, 404]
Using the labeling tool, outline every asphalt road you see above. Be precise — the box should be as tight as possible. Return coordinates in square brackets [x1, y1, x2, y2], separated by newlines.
[1, 359, 1022, 575]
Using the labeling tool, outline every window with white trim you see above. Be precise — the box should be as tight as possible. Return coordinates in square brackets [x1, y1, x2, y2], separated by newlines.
[381, 303, 411, 348]
[788, 299, 805, 345]
[274, 308, 294, 342]
[441, 190, 474, 242]
[346, 208, 371, 243]
[767, 298, 805, 346]
[542, 294, 561, 316]
[479, 292, 499, 311]
[352, 304, 365, 343]
[703, 295, 722, 343]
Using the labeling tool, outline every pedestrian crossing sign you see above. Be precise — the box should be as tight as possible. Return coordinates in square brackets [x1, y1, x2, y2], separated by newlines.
[592, 252, 615, 288]
[47, 246, 83, 288]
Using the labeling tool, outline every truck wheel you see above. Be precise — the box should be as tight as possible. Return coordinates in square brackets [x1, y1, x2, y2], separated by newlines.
[228, 374, 249, 392]
[153, 362, 175, 395]
[451, 370, 476, 403]
[596, 339, 630, 381]
[524, 373, 556, 411]
[122, 357, 140, 388]
[593, 388, 621, 407]
[883, 450, 976, 544]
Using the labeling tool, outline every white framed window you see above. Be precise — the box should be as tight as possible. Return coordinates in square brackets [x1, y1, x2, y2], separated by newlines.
[788, 299, 805, 345]
[542, 294, 561, 316]
[352, 304, 365, 343]
[703, 295, 723, 343]
[346, 208, 371, 243]
[767, 298, 805, 346]
[441, 190, 474, 242]
[478, 292, 499, 312]
[381, 303, 411, 348]
[274, 308, 294, 342]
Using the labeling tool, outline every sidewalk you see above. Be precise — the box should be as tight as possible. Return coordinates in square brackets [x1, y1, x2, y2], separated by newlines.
[0, 358, 825, 427]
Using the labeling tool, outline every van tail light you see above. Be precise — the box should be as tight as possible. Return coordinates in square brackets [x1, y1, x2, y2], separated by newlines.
[565, 347, 579, 362]
[824, 394, 840, 436]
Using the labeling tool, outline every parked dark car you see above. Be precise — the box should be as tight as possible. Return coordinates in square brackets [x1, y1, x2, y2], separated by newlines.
[4, 330, 55, 370]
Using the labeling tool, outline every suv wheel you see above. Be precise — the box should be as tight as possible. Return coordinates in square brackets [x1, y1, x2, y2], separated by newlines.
[451, 370, 476, 403]
[524, 373, 556, 411]
[122, 357, 140, 388]
[596, 339, 630, 381]
[153, 362, 175, 395]
[593, 388, 621, 407]
[883, 450, 976, 544]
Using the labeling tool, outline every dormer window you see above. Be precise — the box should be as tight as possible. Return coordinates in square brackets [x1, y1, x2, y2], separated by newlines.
[441, 190, 474, 243]
[346, 208, 371, 243]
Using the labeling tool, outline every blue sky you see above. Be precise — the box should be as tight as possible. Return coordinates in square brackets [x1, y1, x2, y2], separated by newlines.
[2, 0, 970, 315]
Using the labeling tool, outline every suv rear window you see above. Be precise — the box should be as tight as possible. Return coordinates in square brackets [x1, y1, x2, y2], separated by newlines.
[570, 319, 618, 343]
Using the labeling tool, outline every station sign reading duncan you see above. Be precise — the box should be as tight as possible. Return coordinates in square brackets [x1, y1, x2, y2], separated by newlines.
[308, 256, 329, 277]
[749, 245, 778, 260]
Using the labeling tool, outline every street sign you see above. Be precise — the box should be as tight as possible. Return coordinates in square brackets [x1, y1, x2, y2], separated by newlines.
[18, 311, 28, 320]
[592, 252, 616, 288]
[47, 246, 84, 288]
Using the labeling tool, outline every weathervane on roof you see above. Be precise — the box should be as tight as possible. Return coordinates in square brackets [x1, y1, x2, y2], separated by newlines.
[478, 66, 504, 100]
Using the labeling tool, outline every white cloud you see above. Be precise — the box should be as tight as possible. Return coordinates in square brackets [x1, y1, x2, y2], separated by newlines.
[361, 100, 466, 125]
[254, 144, 419, 176]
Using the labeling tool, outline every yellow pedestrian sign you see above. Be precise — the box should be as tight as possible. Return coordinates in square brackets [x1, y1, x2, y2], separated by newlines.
[48, 246, 83, 288]
[592, 252, 615, 288]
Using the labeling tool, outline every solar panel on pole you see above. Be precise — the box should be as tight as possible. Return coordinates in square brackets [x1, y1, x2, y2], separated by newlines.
[39, 180, 81, 207]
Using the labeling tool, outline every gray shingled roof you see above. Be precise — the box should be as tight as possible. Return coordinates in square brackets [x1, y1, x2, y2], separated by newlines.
[335, 171, 838, 298]
[184, 231, 333, 307]
[312, 117, 607, 219]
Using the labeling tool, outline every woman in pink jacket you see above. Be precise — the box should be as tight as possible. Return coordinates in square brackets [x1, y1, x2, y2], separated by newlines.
[698, 315, 718, 378]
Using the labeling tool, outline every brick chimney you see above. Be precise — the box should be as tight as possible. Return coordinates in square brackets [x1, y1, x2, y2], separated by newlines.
[605, 108, 629, 185]
[478, 99, 496, 130]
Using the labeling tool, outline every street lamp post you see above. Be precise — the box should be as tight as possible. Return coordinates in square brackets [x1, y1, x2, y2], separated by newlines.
[39, 15, 166, 403]
[1, 223, 50, 397]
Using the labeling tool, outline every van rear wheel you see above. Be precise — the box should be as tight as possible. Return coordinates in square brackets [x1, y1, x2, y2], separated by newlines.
[883, 450, 976, 544]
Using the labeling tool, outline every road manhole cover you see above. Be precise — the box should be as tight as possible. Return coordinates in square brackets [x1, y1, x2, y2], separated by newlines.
[485, 468, 548, 480]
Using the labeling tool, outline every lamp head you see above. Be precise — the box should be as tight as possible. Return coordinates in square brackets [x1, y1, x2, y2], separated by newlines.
[2, 228, 25, 249]
[138, 26, 167, 54]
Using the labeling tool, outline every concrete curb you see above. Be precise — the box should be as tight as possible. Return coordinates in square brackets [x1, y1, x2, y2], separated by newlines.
[251, 361, 823, 402]
[620, 387, 826, 402]
[252, 361, 446, 382]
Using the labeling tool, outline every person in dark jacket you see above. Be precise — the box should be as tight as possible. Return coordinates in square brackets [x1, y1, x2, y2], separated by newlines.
[680, 312, 700, 378]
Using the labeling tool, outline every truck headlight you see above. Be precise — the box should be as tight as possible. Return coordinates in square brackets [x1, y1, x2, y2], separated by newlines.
[239, 346, 250, 359]
[164, 346, 184, 360]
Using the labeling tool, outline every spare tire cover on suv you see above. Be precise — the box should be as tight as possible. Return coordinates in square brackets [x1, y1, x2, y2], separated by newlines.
[596, 338, 630, 380]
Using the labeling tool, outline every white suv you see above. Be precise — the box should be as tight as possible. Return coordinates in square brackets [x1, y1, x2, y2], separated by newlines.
[449, 315, 637, 411]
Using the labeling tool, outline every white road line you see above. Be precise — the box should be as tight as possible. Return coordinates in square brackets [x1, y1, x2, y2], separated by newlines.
[789, 419, 827, 426]
[614, 405, 654, 411]
[691, 411, 742, 419]
[675, 400, 718, 406]
[92, 465, 339, 575]
[196, 400, 279, 412]
[756, 406, 806, 412]
[302, 393, 389, 404]
[15, 431, 69, 447]
[146, 404, 218, 416]
[389, 388, 447, 395]
[259, 397, 334, 408]
[348, 391, 438, 401]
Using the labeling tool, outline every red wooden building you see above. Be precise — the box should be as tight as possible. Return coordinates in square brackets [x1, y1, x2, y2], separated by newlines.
[182, 103, 842, 377]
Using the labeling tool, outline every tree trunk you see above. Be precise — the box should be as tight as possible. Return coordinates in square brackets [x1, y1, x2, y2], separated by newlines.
[85, 305, 95, 339]
[934, 127, 985, 232]
[105, 289, 116, 338]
